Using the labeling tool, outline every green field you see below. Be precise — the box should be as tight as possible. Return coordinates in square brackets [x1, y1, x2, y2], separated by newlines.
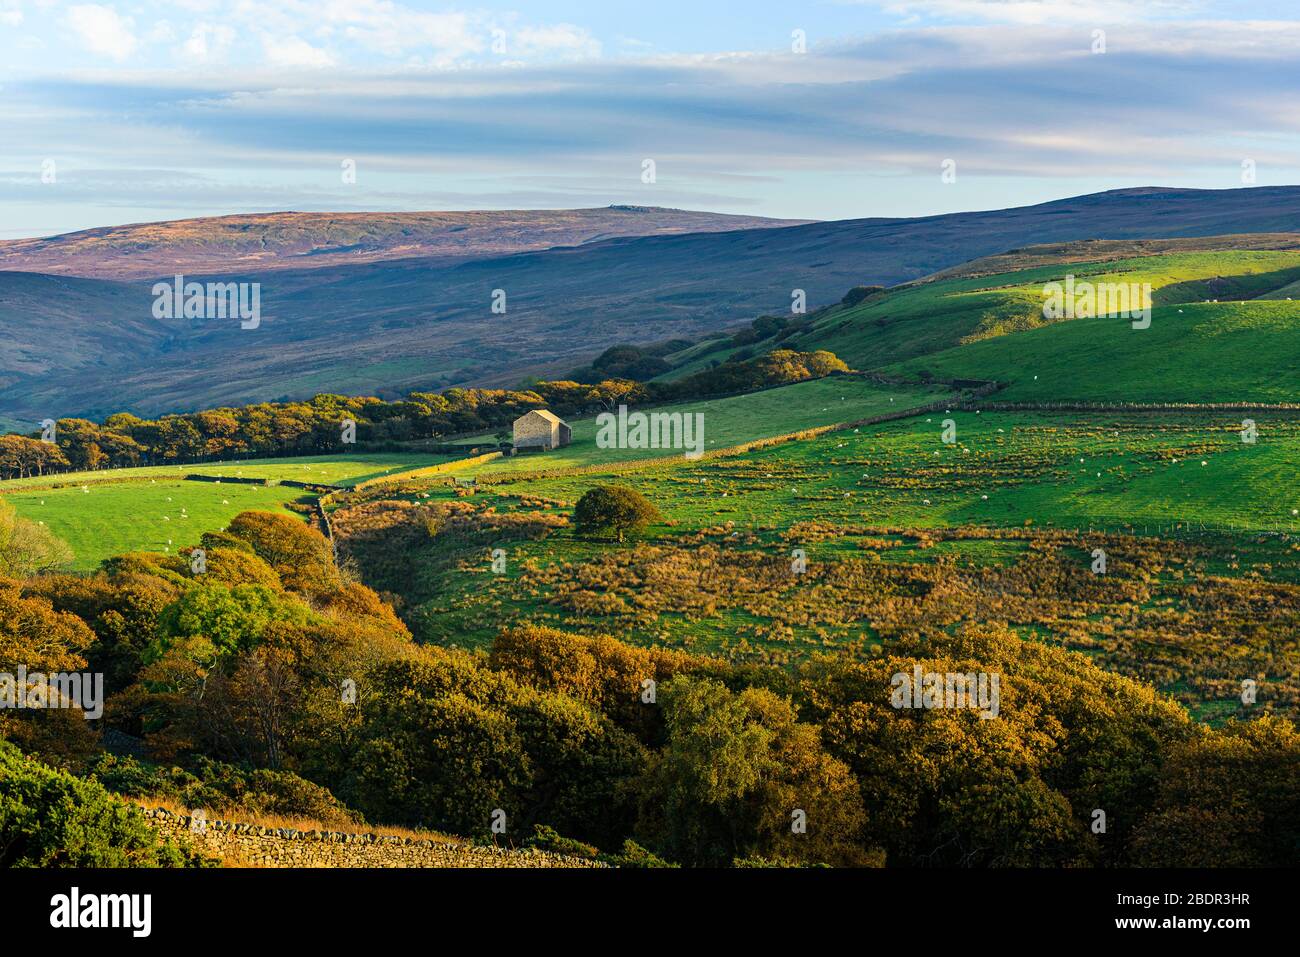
[2, 382, 949, 567]
[1, 453, 454, 568]
[337, 407, 1300, 718]
[0, 452, 452, 491]
[889, 301, 1300, 402]
[8, 480, 307, 570]
[782, 249, 1300, 397]
[458, 376, 947, 479]
[476, 409, 1300, 536]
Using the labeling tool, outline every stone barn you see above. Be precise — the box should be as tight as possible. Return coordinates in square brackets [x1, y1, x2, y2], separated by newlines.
[512, 409, 572, 451]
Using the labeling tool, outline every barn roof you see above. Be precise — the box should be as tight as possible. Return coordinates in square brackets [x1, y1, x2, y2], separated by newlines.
[516, 408, 568, 426]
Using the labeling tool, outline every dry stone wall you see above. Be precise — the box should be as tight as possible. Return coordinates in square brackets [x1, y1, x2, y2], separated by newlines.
[144, 808, 606, 868]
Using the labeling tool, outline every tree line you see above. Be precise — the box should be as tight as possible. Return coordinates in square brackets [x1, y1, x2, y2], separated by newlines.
[0, 349, 847, 481]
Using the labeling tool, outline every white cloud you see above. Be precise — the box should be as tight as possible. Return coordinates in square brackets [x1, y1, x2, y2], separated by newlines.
[874, 0, 1201, 26]
[183, 22, 235, 62]
[66, 4, 139, 60]
[291, 0, 483, 62]
[511, 24, 602, 59]
[261, 34, 335, 68]
[146, 20, 176, 43]
[9, 17, 1300, 229]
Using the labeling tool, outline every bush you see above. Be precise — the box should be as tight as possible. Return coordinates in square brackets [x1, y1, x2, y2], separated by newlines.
[841, 285, 884, 307]
[89, 754, 364, 828]
[225, 511, 339, 591]
[632, 676, 875, 867]
[525, 824, 599, 859]
[655, 349, 848, 401]
[573, 486, 661, 543]
[605, 839, 677, 868]
[0, 742, 203, 867]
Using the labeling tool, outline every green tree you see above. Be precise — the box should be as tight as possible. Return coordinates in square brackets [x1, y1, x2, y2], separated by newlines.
[155, 583, 313, 657]
[573, 485, 660, 543]
[1130, 716, 1300, 866]
[634, 676, 874, 867]
[0, 741, 203, 867]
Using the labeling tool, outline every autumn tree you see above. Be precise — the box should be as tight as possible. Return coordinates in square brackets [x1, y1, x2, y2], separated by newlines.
[0, 500, 73, 576]
[1129, 716, 1300, 866]
[634, 675, 875, 867]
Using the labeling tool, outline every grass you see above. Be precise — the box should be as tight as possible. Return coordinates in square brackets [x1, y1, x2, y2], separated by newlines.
[0, 452, 454, 491]
[785, 248, 1300, 391]
[487, 410, 1300, 534]
[1, 453, 460, 569]
[889, 301, 1300, 403]
[4, 381, 947, 569]
[7, 480, 310, 570]
[342, 406, 1300, 718]
[458, 376, 948, 479]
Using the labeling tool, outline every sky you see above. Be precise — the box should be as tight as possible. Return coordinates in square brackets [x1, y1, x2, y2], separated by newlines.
[2, 0, 1300, 237]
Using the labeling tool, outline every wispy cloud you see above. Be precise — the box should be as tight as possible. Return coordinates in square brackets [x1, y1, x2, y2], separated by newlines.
[866, 0, 1204, 26]
[3, 11, 1299, 234]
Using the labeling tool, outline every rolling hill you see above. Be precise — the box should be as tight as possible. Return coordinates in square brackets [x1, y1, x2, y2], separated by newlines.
[890, 301, 1300, 403]
[5, 186, 1300, 425]
[783, 242, 1300, 402]
[0, 207, 810, 279]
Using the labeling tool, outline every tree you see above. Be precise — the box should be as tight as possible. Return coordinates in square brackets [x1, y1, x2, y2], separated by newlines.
[0, 434, 68, 479]
[841, 285, 883, 307]
[633, 676, 875, 867]
[1129, 716, 1300, 866]
[0, 741, 200, 867]
[225, 511, 339, 591]
[573, 485, 660, 543]
[155, 582, 313, 658]
[0, 500, 73, 576]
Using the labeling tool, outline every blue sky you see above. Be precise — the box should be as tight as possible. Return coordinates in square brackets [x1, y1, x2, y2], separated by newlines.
[2, 0, 1300, 237]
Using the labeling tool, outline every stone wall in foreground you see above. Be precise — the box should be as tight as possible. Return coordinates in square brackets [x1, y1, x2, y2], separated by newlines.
[143, 808, 606, 868]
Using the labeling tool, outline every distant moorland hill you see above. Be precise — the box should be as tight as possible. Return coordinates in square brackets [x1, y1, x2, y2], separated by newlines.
[4, 187, 1300, 424]
[0, 206, 812, 279]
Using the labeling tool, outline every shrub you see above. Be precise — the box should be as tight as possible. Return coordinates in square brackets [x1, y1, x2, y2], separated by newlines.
[573, 486, 660, 543]
[0, 742, 203, 867]
[89, 754, 364, 828]
[225, 511, 339, 591]
[0, 499, 73, 576]
[841, 285, 884, 307]
[525, 824, 599, 859]
[605, 839, 677, 868]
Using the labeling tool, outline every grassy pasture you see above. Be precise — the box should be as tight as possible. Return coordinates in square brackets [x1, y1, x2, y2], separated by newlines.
[334, 407, 1300, 720]
[0, 452, 454, 491]
[457, 376, 947, 479]
[7, 480, 307, 570]
[789, 249, 1300, 379]
[467, 410, 1300, 535]
[890, 301, 1300, 403]
[2, 453, 455, 569]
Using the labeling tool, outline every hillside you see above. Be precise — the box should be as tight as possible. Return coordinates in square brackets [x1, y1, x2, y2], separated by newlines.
[0, 207, 810, 279]
[0, 378, 941, 568]
[890, 301, 1300, 403]
[782, 243, 1300, 400]
[6, 187, 1300, 423]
